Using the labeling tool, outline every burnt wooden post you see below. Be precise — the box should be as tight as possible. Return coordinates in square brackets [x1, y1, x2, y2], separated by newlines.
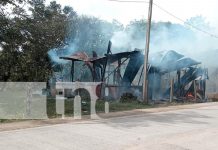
[101, 41, 112, 82]
[202, 80, 206, 99]
[194, 80, 197, 101]
[100, 41, 112, 99]
[71, 61, 74, 82]
[177, 70, 181, 96]
[117, 59, 121, 85]
[170, 78, 174, 102]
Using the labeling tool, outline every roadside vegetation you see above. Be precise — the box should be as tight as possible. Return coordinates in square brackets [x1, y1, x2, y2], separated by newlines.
[45, 91, 206, 119]
[0, 95, 217, 123]
[46, 97, 152, 118]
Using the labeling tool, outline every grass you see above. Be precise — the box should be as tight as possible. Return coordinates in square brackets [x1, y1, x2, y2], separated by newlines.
[46, 98, 152, 118]
[96, 100, 152, 112]
[0, 96, 212, 123]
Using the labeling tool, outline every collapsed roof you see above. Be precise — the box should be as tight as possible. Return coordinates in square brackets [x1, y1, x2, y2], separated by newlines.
[57, 48, 207, 101]
[60, 49, 201, 73]
[149, 50, 201, 73]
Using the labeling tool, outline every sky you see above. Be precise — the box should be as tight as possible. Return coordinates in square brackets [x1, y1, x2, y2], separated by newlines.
[44, 0, 218, 68]
[46, 0, 218, 27]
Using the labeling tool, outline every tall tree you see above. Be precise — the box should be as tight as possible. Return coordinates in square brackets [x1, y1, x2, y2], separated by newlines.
[0, 0, 77, 81]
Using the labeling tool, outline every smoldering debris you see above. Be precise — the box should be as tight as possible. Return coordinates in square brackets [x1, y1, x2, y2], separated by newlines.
[54, 44, 208, 102]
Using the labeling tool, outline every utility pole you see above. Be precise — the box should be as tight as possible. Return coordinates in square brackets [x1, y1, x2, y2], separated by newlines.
[143, 0, 153, 103]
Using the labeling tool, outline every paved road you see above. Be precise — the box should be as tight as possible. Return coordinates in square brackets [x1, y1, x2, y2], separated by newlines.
[0, 104, 218, 150]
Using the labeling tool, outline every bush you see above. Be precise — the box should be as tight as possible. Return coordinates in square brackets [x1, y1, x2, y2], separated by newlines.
[120, 93, 137, 103]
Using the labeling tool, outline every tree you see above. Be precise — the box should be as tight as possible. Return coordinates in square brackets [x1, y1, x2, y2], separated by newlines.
[0, 0, 77, 81]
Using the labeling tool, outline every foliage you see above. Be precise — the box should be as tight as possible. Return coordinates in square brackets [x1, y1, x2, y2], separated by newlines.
[120, 93, 138, 103]
[0, 0, 76, 81]
[46, 98, 151, 118]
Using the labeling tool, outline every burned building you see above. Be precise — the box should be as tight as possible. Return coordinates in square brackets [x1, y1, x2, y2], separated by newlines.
[55, 42, 208, 102]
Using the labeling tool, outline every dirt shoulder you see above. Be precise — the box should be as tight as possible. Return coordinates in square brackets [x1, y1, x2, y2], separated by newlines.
[0, 102, 217, 132]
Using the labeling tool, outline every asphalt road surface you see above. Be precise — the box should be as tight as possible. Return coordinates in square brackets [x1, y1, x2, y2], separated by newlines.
[0, 103, 218, 150]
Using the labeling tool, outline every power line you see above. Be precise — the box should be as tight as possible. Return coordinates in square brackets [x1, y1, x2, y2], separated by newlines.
[108, 0, 148, 3]
[153, 3, 218, 39]
[107, 0, 218, 39]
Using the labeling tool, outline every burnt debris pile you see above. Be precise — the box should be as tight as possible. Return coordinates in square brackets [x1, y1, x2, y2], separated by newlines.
[52, 42, 208, 102]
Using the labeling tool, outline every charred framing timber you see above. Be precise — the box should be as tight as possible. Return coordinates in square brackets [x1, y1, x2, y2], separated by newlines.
[112, 59, 123, 85]
[177, 70, 181, 97]
[170, 78, 174, 102]
[93, 62, 102, 82]
[100, 41, 112, 98]
[102, 41, 112, 82]
[92, 51, 103, 82]
[202, 79, 206, 99]
[104, 57, 129, 82]
[138, 66, 144, 86]
[71, 61, 74, 82]
[122, 52, 144, 86]
[194, 80, 197, 101]
[57, 46, 208, 102]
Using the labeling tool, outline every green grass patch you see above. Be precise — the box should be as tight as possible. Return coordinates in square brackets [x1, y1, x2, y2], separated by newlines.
[46, 98, 152, 118]
[96, 100, 152, 112]
[0, 97, 200, 123]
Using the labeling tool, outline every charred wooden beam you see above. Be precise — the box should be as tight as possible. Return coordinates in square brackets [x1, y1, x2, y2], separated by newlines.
[71, 61, 74, 82]
[101, 41, 112, 82]
[177, 70, 181, 96]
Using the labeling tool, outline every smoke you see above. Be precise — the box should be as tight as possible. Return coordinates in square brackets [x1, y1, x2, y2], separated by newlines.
[48, 40, 79, 65]
[48, 15, 218, 68]
[48, 41, 80, 82]
[48, 16, 121, 67]
[111, 21, 146, 52]
[48, 49, 67, 64]
[110, 17, 218, 69]
[111, 31, 131, 50]
[48, 15, 218, 84]
[109, 17, 218, 95]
